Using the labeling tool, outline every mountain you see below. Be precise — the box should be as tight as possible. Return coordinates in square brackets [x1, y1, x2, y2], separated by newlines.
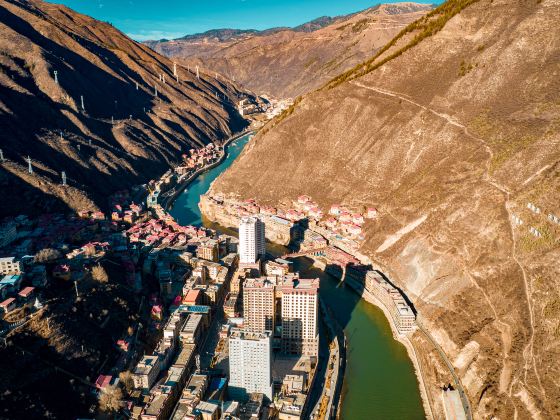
[148, 16, 343, 44]
[145, 3, 433, 98]
[0, 0, 250, 218]
[208, 0, 560, 418]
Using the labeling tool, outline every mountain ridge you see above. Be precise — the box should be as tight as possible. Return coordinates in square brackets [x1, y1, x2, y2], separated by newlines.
[0, 0, 250, 217]
[208, 0, 560, 418]
[145, 3, 434, 98]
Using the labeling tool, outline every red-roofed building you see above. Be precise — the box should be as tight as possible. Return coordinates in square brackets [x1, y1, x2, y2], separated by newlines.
[18, 286, 35, 301]
[183, 289, 200, 306]
[297, 195, 311, 204]
[95, 375, 112, 390]
[309, 207, 323, 219]
[366, 208, 378, 219]
[151, 305, 163, 321]
[117, 339, 130, 352]
[0, 298, 16, 313]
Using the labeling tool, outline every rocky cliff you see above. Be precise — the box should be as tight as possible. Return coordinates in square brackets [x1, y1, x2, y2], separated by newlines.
[146, 3, 432, 98]
[0, 0, 249, 217]
[208, 0, 560, 418]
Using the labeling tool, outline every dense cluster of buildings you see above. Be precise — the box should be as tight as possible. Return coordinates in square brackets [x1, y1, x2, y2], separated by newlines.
[0, 206, 138, 318]
[148, 143, 223, 211]
[119, 205, 321, 420]
[202, 193, 417, 338]
[236, 98, 268, 117]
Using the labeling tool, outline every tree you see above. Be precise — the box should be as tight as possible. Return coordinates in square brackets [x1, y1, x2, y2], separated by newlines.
[118, 371, 134, 393]
[34, 248, 61, 263]
[91, 265, 108, 283]
[98, 385, 124, 413]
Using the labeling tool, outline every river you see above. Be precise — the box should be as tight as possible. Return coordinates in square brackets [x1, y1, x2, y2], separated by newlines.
[169, 133, 425, 419]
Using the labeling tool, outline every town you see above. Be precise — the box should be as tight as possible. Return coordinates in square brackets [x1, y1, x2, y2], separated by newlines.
[0, 138, 419, 420]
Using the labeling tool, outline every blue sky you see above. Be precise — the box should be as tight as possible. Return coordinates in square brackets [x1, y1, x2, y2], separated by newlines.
[50, 0, 436, 41]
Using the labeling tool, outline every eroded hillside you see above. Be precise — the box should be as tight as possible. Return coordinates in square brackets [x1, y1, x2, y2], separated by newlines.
[210, 0, 560, 418]
[146, 3, 432, 98]
[0, 0, 249, 217]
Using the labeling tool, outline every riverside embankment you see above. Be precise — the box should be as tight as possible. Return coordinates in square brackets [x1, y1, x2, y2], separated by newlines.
[169, 134, 427, 420]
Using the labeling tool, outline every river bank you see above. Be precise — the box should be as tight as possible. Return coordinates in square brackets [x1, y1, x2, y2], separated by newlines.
[157, 130, 253, 211]
[199, 195, 434, 419]
[343, 275, 434, 419]
[167, 133, 429, 419]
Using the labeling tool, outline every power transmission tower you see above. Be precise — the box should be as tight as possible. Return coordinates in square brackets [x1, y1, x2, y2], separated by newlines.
[53, 70, 58, 84]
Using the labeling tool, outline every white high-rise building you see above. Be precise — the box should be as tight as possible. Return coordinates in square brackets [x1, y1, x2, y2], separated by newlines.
[238, 216, 265, 264]
[279, 277, 319, 356]
[228, 329, 272, 401]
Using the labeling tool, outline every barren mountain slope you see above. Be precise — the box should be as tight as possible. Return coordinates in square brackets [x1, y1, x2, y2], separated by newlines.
[146, 3, 432, 98]
[210, 0, 560, 418]
[0, 0, 249, 217]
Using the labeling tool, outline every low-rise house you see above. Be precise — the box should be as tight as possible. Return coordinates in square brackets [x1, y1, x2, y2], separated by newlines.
[352, 213, 364, 225]
[366, 207, 378, 218]
[0, 297, 16, 314]
[0, 274, 23, 294]
[18, 286, 35, 302]
[95, 374, 113, 390]
[329, 204, 341, 216]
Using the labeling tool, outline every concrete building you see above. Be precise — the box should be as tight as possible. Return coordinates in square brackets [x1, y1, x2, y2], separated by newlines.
[180, 314, 204, 344]
[196, 240, 219, 262]
[132, 355, 161, 390]
[243, 278, 276, 333]
[364, 270, 416, 334]
[0, 257, 22, 275]
[279, 277, 319, 356]
[228, 329, 272, 401]
[195, 401, 220, 420]
[238, 216, 265, 265]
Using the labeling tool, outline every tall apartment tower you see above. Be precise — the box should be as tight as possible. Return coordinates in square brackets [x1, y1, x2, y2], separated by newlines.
[228, 329, 272, 401]
[243, 278, 276, 333]
[239, 216, 265, 264]
[279, 277, 319, 357]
